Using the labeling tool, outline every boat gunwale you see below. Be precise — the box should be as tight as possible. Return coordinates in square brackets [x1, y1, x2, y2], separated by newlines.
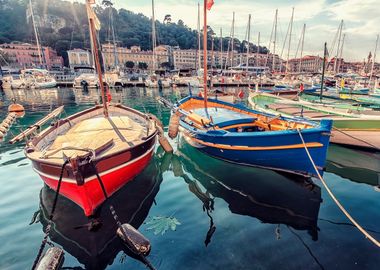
[26, 103, 158, 166]
[176, 96, 332, 139]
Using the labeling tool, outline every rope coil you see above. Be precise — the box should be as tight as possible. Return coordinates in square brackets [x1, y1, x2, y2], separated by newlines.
[297, 128, 380, 248]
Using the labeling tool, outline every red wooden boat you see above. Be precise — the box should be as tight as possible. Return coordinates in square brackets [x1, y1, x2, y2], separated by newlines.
[20, 0, 158, 216]
[24, 105, 157, 216]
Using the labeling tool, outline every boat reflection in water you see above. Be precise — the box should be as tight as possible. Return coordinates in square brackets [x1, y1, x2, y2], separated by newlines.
[2, 88, 73, 107]
[326, 144, 380, 188]
[38, 160, 162, 270]
[162, 141, 322, 244]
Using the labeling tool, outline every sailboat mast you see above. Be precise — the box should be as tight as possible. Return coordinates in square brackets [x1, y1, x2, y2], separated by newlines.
[203, 0, 208, 110]
[197, 2, 201, 72]
[110, 3, 118, 68]
[86, 0, 108, 117]
[246, 14, 251, 74]
[334, 20, 343, 74]
[231, 12, 235, 68]
[29, 0, 43, 66]
[257, 32, 260, 68]
[337, 33, 345, 74]
[369, 34, 379, 83]
[151, 0, 157, 71]
[286, 7, 294, 74]
[272, 9, 278, 73]
[320, 42, 328, 102]
[220, 28, 223, 69]
[298, 24, 306, 73]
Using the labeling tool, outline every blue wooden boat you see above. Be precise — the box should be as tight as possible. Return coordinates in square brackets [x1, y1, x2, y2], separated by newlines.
[167, 0, 332, 178]
[172, 96, 332, 177]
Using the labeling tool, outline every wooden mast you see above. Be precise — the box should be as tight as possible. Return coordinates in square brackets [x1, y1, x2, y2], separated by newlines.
[203, 0, 208, 110]
[87, 0, 108, 117]
[197, 2, 202, 73]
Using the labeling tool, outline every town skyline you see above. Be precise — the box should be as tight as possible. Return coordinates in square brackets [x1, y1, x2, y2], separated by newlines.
[107, 0, 378, 62]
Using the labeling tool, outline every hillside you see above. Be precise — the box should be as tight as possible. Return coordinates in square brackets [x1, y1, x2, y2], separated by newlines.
[0, 0, 268, 61]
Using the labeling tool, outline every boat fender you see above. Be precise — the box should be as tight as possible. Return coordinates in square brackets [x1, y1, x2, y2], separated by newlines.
[117, 223, 151, 256]
[157, 126, 173, 153]
[1, 121, 10, 129]
[35, 247, 65, 270]
[168, 113, 180, 139]
[8, 103, 25, 115]
[3, 118, 13, 125]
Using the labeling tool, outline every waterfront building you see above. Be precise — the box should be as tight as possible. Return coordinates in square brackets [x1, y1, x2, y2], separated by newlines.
[67, 48, 92, 69]
[0, 42, 63, 69]
[102, 44, 170, 70]
[288, 55, 323, 73]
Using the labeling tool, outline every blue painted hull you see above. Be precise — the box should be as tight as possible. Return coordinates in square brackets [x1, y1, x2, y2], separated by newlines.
[176, 97, 332, 177]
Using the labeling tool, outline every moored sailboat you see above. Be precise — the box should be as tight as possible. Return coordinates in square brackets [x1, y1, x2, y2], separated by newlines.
[162, 0, 332, 177]
[17, 0, 160, 216]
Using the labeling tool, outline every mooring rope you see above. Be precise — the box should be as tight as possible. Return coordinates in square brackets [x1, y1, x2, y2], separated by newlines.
[91, 161, 157, 270]
[296, 128, 380, 248]
[31, 160, 69, 270]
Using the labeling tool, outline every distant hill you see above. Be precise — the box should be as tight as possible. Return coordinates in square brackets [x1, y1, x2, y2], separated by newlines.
[0, 0, 268, 63]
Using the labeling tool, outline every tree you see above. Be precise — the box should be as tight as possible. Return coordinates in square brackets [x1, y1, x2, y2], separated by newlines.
[138, 62, 148, 70]
[125, 61, 134, 69]
[163, 14, 171, 24]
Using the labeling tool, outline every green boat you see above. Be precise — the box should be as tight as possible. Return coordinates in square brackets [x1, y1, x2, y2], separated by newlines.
[249, 92, 380, 150]
[300, 92, 380, 111]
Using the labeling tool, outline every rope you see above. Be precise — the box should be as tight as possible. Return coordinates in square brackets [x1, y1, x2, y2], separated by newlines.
[91, 161, 156, 270]
[296, 128, 380, 248]
[31, 160, 69, 270]
[332, 126, 379, 151]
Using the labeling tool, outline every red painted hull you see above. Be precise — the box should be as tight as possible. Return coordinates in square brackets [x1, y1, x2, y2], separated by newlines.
[38, 148, 154, 216]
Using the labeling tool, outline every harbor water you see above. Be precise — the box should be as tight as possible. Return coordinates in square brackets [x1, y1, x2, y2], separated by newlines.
[0, 87, 379, 269]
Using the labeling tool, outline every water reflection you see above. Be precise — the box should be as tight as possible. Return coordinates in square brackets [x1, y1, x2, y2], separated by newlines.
[38, 160, 162, 270]
[2, 88, 73, 107]
[326, 145, 380, 187]
[161, 141, 322, 244]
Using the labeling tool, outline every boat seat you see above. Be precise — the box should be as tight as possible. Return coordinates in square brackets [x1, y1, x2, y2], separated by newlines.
[186, 113, 211, 126]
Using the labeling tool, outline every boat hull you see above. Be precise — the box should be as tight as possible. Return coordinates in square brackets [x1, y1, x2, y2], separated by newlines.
[177, 97, 332, 177]
[181, 126, 330, 177]
[25, 104, 158, 216]
[32, 141, 155, 216]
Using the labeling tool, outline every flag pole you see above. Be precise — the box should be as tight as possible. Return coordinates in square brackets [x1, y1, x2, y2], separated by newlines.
[203, 0, 209, 113]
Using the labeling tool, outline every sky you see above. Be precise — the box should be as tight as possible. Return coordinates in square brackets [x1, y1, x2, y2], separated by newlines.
[106, 0, 379, 61]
